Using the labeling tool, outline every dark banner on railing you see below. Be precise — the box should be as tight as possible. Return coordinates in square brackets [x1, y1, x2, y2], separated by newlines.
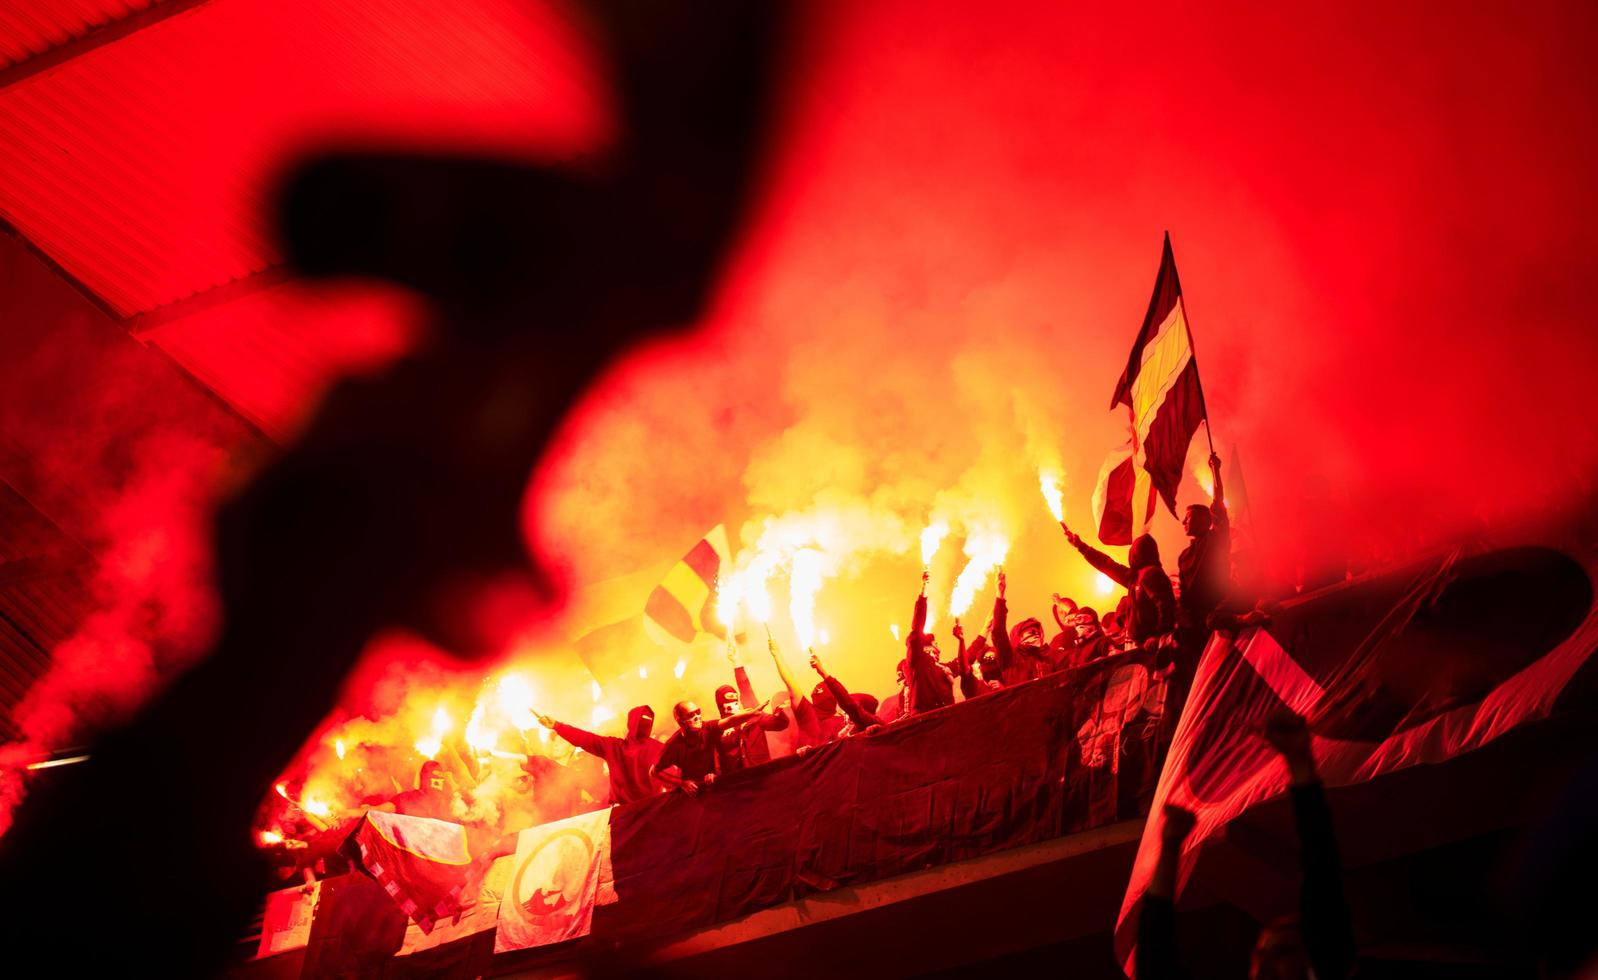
[290, 649, 1169, 976]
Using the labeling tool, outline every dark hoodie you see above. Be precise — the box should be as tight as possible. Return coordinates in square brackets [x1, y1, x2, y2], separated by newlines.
[1070, 533, 1176, 644]
[990, 597, 1050, 686]
[552, 705, 665, 806]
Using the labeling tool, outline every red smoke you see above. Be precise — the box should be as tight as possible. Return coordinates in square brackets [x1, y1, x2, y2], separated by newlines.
[6, 1, 1598, 835]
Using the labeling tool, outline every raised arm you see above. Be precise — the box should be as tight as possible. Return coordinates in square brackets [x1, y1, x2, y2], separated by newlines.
[733, 663, 759, 708]
[540, 713, 607, 757]
[1265, 710, 1354, 980]
[1139, 804, 1197, 980]
[811, 654, 881, 730]
[991, 588, 1015, 674]
[1060, 524, 1133, 588]
[910, 571, 930, 638]
[766, 632, 807, 711]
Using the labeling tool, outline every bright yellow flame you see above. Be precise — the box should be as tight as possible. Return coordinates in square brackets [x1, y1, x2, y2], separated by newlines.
[259, 830, 284, 846]
[591, 704, 616, 727]
[275, 782, 290, 800]
[431, 706, 452, 736]
[1039, 468, 1065, 523]
[465, 701, 493, 753]
[496, 673, 537, 730]
[715, 572, 741, 630]
[303, 797, 331, 819]
[673, 658, 687, 679]
[743, 557, 776, 624]
[590, 680, 602, 702]
[1096, 572, 1117, 595]
[949, 531, 1009, 617]
[638, 665, 649, 680]
[920, 521, 950, 567]
[817, 627, 830, 646]
[889, 623, 901, 642]
[1194, 459, 1215, 497]
[333, 739, 346, 760]
[788, 547, 824, 649]
[414, 735, 443, 759]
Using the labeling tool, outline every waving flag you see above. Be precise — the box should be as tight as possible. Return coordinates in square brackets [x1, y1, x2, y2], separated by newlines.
[644, 525, 731, 645]
[495, 807, 618, 952]
[1114, 541, 1598, 973]
[1110, 233, 1209, 523]
[1091, 439, 1157, 546]
[353, 810, 473, 934]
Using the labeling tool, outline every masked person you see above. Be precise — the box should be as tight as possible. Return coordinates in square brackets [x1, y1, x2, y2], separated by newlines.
[1060, 528, 1177, 645]
[989, 570, 1053, 685]
[651, 699, 766, 797]
[383, 760, 456, 822]
[1061, 606, 1111, 669]
[903, 571, 957, 715]
[538, 705, 664, 806]
[807, 653, 884, 736]
[712, 681, 789, 773]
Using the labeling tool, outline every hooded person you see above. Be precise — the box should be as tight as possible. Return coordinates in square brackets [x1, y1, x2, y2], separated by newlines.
[806, 653, 884, 741]
[538, 704, 665, 806]
[989, 570, 1052, 685]
[902, 571, 957, 715]
[1062, 606, 1111, 669]
[383, 759, 457, 822]
[1060, 529, 1176, 645]
[713, 682, 789, 773]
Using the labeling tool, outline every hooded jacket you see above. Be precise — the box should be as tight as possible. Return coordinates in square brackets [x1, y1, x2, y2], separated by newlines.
[552, 705, 665, 806]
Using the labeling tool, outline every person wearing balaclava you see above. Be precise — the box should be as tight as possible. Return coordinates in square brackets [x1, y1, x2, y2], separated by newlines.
[712, 657, 790, 773]
[903, 570, 957, 714]
[384, 759, 457, 822]
[1059, 526, 1177, 645]
[1062, 606, 1111, 670]
[537, 704, 664, 806]
[989, 570, 1052, 685]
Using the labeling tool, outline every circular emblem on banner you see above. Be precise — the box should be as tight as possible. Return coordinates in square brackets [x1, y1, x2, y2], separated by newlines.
[509, 828, 595, 919]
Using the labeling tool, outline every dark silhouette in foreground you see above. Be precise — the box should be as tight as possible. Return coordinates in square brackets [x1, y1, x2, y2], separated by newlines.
[0, 3, 789, 972]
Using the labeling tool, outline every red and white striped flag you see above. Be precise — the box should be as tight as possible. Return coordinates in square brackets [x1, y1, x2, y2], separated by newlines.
[1110, 233, 1209, 530]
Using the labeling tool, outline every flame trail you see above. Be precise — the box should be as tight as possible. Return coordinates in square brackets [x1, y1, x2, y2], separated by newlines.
[1194, 459, 1215, 498]
[889, 623, 901, 642]
[788, 548, 824, 649]
[948, 531, 1010, 618]
[495, 673, 537, 731]
[920, 521, 950, 567]
[1039, 467, 1065, 523]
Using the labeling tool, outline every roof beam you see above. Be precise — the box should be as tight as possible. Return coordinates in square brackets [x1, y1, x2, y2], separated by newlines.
[0, 0, 217, 92]
[127, 264, 293, 338]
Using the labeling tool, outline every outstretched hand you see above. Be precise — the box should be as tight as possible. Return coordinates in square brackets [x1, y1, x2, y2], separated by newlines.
[997, 569, 1007, 599]
[534, 712, 555, 730]
[808, 652, 826, 677]
[1060, 523, 1082, 547]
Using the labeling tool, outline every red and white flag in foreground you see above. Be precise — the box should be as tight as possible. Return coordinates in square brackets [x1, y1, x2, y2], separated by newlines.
[495, 807, 618, 953]
[1115, 544, 1598, 973]
[354, 810, 473, 934]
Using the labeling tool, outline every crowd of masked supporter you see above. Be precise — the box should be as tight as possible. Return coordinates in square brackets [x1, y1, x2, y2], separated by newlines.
[259, 454, 1247, 887]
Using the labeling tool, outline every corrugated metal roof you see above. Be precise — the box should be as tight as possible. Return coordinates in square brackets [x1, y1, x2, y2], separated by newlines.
[0, 0, 600, 317]
[0, 0, 158, 71]
[0, 482, 94, 740]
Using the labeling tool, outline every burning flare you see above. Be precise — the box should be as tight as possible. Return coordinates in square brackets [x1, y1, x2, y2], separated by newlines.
[1194, 458, 1216, 498]
[788, 548, 824, 649]
[920, 521, 950, 567]
[414, 705, 452, 760]
[889, 623, 901, 642]
[1039, 467, 1065, 523]
[948, 531, 1010, 618]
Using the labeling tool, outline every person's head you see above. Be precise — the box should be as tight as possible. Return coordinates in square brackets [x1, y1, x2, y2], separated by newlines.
[1249, 915, 1311, 980]
[922, 633, 940, 659]
[1183, 504, 1213, 538]
[1101, 610, 1121, 636]
[1053, 594, 1078, 616]
[627, 705, 655, 740]
[673, 700, 704, 732]
[853, 693, 879, 717]
[895, 660, 908, 687]
[418, 760, 446, 794]
[810, 681, 838, 717]
[714, 685, 741, 717]
[1129, 533, 1161, 571]
[1071, 607, 1101, 640]
[1011, 617, 1044, 651]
